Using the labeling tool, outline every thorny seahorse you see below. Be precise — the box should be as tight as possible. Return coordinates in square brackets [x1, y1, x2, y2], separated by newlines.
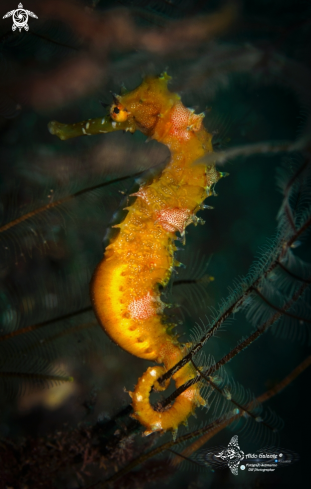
[48, 73, 227, 435]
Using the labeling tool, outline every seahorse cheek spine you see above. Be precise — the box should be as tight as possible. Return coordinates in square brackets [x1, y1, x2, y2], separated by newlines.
[91, 74, 220, 434]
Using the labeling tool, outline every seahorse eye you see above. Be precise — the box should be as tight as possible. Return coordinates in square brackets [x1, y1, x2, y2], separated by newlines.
[110, 103, 129, 122]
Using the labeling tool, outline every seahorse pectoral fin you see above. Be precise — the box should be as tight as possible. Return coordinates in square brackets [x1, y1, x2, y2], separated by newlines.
[48, 116, 136, 140]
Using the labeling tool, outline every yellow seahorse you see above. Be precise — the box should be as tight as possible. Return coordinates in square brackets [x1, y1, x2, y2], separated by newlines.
[48, 73, 224, 435]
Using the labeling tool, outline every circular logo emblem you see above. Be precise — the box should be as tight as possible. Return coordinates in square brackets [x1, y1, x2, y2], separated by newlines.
[13, 8, 29, 31]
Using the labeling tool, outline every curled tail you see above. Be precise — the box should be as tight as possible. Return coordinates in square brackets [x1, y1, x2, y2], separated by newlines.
[131, 344, 205, 435]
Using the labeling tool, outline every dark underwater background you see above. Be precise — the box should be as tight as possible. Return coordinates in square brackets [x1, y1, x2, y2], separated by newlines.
[0, 0, 310, 487]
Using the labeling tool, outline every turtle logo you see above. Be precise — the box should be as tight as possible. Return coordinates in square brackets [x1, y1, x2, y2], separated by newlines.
[3, 3, 38, 32]
[215, 435, 245, 475]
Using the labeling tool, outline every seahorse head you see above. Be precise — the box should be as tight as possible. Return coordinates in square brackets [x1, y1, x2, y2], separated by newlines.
[109, 73, 178, 136]
[109, 73, 212, 156]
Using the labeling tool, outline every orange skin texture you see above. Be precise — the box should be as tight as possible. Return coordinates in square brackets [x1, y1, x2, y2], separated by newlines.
[91, 74, 219, 434]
